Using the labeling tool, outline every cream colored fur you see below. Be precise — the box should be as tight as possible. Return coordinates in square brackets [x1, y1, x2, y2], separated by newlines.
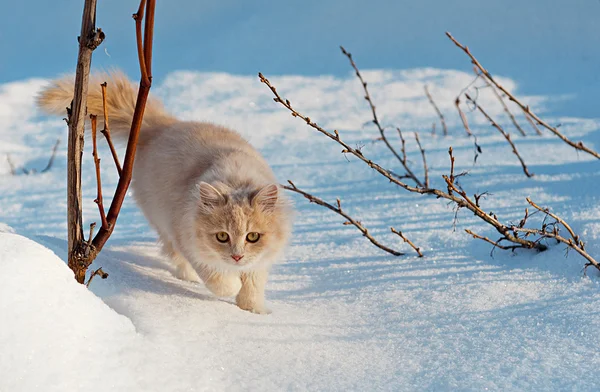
[37, 72, 292, 314]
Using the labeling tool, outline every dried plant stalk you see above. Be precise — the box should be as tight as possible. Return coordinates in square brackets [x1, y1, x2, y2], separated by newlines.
[465, 93, 533, 178]
[283, 181, 406, 256]
[424, 85, 448, 136]
[340, 46, 424, 187]
[447, 32, 600, 159]
[390, 227, 423, 257]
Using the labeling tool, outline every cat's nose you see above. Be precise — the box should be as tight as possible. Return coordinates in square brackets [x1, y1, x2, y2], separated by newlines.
[231, 254, 244, 262]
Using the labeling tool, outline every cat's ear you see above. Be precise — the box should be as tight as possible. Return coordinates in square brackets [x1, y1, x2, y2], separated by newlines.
[197, 182, 225, 211]
[252, 184, 279, 213]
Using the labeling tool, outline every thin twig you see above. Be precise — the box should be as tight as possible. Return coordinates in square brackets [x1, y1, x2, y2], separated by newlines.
[100, 82, 122, 175]
[396, 128, 408, 166]
[41, 139, 61, 173]
[447, 32, 600, 159]
[525, 198, 578, 243]
[283, 181, 405, 256]
[340, 46, 423, 187]
[414, 133, 429, 188]
[465, 229, 523, 251]
[92, 0, 156, 252]
[85, 266, 109, 288]
[455, 97, 473, 136]
[259, 73, 545, 252]
[390, 227, 423, 257]
[475, 67, 527, 137]
[91, 115, 108, 230]
[465, 93, 534, 178]
[424, 85, 448, 136]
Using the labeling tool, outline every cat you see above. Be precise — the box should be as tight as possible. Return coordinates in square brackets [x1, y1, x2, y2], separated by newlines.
[37, 71, 292, 314]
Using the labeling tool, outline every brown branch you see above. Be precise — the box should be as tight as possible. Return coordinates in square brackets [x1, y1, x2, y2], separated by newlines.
[414, 133, 429, 188]
[455, 97, 473, 136]
[390, 227, 423, 257]
[447, 32, 600, 159]
[396, 128, 408, 166]
[340, 46, 424, 188]
[90, 115, 108, 230]
[525, 198, 579, 244]
[283, 181, 405, 256]
[85, 266, 109, 288]
[475, 67, 527, 137]
[424, 85, 448, 136]
[100, 82, 122, 175]
[91, 0, 156, 252]
[67, 0, 105, 283]
[465, 93, 534, 178]
[465, 229, 523, 251]
[259, 73, 546, 253]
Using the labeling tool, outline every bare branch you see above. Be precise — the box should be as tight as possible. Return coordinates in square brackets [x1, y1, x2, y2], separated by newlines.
[85, 266, 109, 288]
[475, 67, 527, 137]
[92, 0, 156, 252]
[447, 32, 600, 159]
[259, 73, 546, 253]
[465, 93, 534, 178]
[424, 85, 448, 136]
[414, 133, 429, 188]
[390, 227, 423, 257]
[340, 46, 424, 187]
[283, 181, 405, 256]
[455, 96, 473, 136]
[524, 111, 543, 136]
[100, 82, 122, 175]
[90, 115, 108, 230]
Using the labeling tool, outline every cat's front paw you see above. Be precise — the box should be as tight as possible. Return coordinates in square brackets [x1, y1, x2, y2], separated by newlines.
[236, 295, 271, 315]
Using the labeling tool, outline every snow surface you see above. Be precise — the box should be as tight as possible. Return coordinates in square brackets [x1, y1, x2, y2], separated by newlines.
[1, 69, 600, 391]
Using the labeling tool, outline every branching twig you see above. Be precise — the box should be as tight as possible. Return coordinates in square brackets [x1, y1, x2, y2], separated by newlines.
[85, 266, 109, 288]
[447, 32, 600, 159]
[475, 67, 527, 137]
[465, 93, 534, 178]
[91, 0, 156, 253]
[455, 96, 473, 136]
[390, 227, 423, 257]
[283, 181, 405, 256]
[424, 85, 448, 136]
[90, 115, 108, 230]
[465, 229, 523, 252]
[524, 111, 543, 136]
[259, 73, 546, 254]
[414, 133, 429, 188]
[340, 46, 423, 187]
[100, 82, 122, 175]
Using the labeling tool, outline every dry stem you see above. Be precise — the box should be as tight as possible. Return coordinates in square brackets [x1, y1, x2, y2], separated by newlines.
[455, 97, 473, 136]
[424, 85, 448, 136]
[414, 133, 429, 188]
[390, 227, 423, 257]
[90, 115, 108, 230]
[465, 93, 533, 178]
[85, 267, 109, 287]
[340, 46, 424, 187]
[259, 73, 546, 253]
[447, 32, 600, 159]
[283, 181, 405, 256]
[100, 82, 122, 175]
[475, 67, 527, 137]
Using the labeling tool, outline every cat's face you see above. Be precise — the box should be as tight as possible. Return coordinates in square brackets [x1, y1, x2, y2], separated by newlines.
[194, 182, 289, 269]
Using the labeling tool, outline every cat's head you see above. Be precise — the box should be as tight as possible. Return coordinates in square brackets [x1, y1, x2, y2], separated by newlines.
[193, 181, 291, 269]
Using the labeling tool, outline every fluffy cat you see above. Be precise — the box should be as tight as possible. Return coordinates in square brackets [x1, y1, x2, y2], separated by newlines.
[37, 72, 292, 314]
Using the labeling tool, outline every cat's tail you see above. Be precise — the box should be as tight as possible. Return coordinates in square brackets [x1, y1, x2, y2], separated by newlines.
[37, 70, 175, 140]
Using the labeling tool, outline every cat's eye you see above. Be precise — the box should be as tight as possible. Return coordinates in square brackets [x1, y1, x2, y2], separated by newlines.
[246, 232, 260, 243]
[216, 232, 230, 243]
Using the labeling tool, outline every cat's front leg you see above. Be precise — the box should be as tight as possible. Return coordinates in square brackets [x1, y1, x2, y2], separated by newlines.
[236, 269, 271, 314]
[197, 265, 242, 298]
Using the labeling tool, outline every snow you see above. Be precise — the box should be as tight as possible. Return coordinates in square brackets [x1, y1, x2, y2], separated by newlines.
[1, 68, 600, 391]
